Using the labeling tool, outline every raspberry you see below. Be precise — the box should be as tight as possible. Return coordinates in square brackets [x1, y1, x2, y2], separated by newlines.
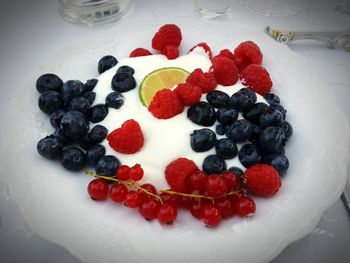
[243, 164, 281, 197]
[233, 41, 263, 71]
[240, 64, 273, 96]
[161, 45, 179, 60]
[174, 83, 202, 106]
[186, 68, 217, 93]
[165, 158, 199, 192]
[189, 42, 212, 58]
[217, 49, 235, 61]
[211, 56, 238, 86]
[148, 89, 184, 119]
[107, 119, 144, 154]
[129, 48, 152, 57]
[152, 24, 182, 51]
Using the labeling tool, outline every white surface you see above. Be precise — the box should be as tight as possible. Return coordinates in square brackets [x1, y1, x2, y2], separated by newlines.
[0, 0, 350, 263]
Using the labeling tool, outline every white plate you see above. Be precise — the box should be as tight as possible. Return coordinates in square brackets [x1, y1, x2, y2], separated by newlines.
[1, 18, 349, 263]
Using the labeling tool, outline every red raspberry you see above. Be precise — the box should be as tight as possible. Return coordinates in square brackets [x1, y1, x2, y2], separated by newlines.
[174, 83, 202, 106]
[87, 179, 109, 201]
[107, 119, 144, 154]
[186, 68, 217, 93]
[233, 41, 263, 71]
[189, 42, 213, 58]
[165, 158, 198, 192]
[243, 164, 281, 197]
[157, 203, 177, 224]
[129, 48, 152, 57]
[161, 45, 179, 60]
[148, 89, 184, 119]
[240, 64, 273, 96]
[205, 174, 227, 197]
[217, 49, 235, 61]
[237, 195, 256, 217]
[152, 24, 182, 51]
[211, 56, 239, 86]
[200, 203, 222, 228]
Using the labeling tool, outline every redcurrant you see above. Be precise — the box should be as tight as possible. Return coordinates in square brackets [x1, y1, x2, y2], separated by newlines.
[115, 165, 131, 180]
[158, 203, 177, 224]
[205, 174, 227, 197]
[139, 198, 160, 220]
[109, 183, 128, 203]
[130, 164, 144, 181]
[200, 203, 222, 227]
[87, 179, 109, 201]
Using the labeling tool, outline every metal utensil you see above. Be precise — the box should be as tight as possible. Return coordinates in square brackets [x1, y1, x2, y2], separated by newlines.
[341, 182, 350, 218]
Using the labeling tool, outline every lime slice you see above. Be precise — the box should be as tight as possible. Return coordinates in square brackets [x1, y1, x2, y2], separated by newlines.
[139, 67, 190, 106]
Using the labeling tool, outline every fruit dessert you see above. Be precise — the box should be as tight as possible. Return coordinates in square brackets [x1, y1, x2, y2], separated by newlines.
[36, 24, 293, 228]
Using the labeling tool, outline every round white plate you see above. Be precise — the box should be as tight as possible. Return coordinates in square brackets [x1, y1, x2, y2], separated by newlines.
[1, 18, 349, 263]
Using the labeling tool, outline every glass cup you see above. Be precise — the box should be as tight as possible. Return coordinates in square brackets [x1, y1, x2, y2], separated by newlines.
[240, 0, 302, 16]
[195, 0, 231, 18]
[59, 0, 131, 26]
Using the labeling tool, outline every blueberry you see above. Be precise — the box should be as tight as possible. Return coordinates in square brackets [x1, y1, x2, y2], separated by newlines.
[280, 121, 293, 141]
[111, 73, 136, 93]
[86, 144, 106, 165]
[238, 143, 261, 168]
[106, 92, 125, 109]
[242, 102, 269, 124]
[215, 138, 238, 159]
[226, 119, 253, 143]
[270, 103, 287, 119]
[264, 93, 280, 105]
[249, 124, 263, 143]
[202, 154, 226, 174]
[229, 92, 254, 112]
[37, 135, 64, 159]
[98, 55, 118, 74]
[258, 126, 286, 154]
[69, 96, 91, 115]
[60, 111, 89, 140]
[190, 128, 216, 152]
[84, 91, 96, 105]
[264, 153, 289, 176]
[36, 73, 63, 93]
[117, 65, 135, 75]
[206, 90, 229, 108]
[88, 104, 109, 123]
[215, 124, 227, 135]
[259, 108, 283, 127]
[88, 125, 108, 144]
[239, 87, 257, 102]
[50, 109, 66, 129]
[187, 102, 216, 127]
[61, 146, 86, 171]
[62, 80, 86, 103]
[53, 129, 72, 146]
[84, 79, 98, 91]
[216, 107, 238, 125]
[228, 166, 243, 176]
[95, 155, 120, 176]
[38, 91, 64, 114]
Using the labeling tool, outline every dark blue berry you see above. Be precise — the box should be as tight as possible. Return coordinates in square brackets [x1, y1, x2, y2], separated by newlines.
[228, 167, 243, 176]
[259, 108, 283, 127]
[106, 92, 125, 109]
[61, 146, 86, 171]
[202, 154, 226, 174]
[187, 102, 216, 127]
[86, 144, 106, 165]
[88, 125, 108, 144]
[215, 124, 227, 135]
[249, 124, 263, 143]
[60, 111, 89, 140]
[206, 90, 229, 108]
[37, 135, 64, 159]
[62, 80, 86, 103]
[238, 143, 261, 168]
[258, 126, 286, 154]
[98, 55, 118, 74]
[84, 91, 96, 105]
[270, 103, 287, 119]
[215, 138, 238, 159]
[50, 109, 66, 129]
[84, 79, 98, 91]
[36, 73, 63, 93]
[264, 154, 289, 176]
[111, 73, 136, 93]
[242, 102, 269, 124]
[117, 65, 135, 75]
[95, 155, 120, 176]
[216, 107, 238, 125]
[38, 91, 64, 114]
[88, 104, 108, 123]
[226, 119, 253, 143]
[69, 96, 91, 115]
[264, 93, 280, 105]
[280, 121, 293, 141]
[53, 129, 72, 146]
[239, 87, 257, 102]
[229, 92, 254, 112]
[190, 128, 216, 152]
